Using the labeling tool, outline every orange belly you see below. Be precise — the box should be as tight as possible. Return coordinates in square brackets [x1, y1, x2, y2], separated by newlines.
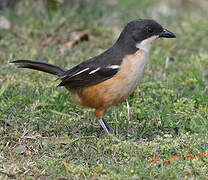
[81, 78, 127, 109]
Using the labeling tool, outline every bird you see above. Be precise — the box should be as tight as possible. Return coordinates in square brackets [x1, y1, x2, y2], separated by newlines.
[11, 19, 176, 135]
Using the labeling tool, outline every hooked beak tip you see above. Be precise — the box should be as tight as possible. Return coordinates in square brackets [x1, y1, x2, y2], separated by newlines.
[159, 28, 176, 38]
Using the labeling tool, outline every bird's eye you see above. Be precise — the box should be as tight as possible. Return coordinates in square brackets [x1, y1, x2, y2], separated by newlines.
[146, 27, 154, 33]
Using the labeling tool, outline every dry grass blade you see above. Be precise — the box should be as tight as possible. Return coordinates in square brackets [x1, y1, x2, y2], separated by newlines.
[0, 79, 9, 97]
[62, 160, 73, 173]
[49, 109, 79, 117]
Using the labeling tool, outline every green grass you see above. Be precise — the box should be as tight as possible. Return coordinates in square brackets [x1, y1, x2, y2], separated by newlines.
[0, 0, 208, 179]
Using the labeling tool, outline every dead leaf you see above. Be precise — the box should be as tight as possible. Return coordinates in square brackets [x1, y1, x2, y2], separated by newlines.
[41, 36, 57, 47]
[0, 16, 11, 29]
[55, 19, 67, 32]
[59, 30, 90, 54]
[59, 40, 77, 52]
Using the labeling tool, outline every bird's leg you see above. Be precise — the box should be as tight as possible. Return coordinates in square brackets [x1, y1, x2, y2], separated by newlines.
[95, 108, 115, 135]
[98, 118, 115, 135]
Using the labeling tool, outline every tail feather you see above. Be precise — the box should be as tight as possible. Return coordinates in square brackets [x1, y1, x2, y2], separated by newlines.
[11, 60, 66, 76]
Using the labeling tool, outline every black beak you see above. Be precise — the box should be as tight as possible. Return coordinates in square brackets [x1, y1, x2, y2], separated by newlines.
[159, 28, 176, 38]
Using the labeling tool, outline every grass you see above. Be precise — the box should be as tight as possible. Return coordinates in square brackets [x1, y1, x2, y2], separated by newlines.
[0, 0, 208, 179]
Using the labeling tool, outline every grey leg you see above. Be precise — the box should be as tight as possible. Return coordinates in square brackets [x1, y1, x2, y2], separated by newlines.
[98, 118, 115, 135]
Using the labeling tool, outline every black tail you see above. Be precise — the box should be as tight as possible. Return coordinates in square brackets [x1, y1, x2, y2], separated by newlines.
[10, 60, 67, 76]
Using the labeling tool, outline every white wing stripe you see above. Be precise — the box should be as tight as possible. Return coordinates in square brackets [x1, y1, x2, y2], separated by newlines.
[89, 67, 101, 74]
[67, 65, 120, 78]
[106, 65, 120, 69]
[73, 68, 90, 76]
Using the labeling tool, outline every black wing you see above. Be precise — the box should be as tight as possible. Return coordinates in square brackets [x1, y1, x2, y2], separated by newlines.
[58, 46, 124, 88]
[58, 62, 120, 88]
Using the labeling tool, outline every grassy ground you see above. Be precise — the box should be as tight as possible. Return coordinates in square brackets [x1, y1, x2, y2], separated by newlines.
[0, 0, 208, 179]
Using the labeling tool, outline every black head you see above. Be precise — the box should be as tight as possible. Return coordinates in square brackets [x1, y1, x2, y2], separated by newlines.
[115, 19, 175, 53]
